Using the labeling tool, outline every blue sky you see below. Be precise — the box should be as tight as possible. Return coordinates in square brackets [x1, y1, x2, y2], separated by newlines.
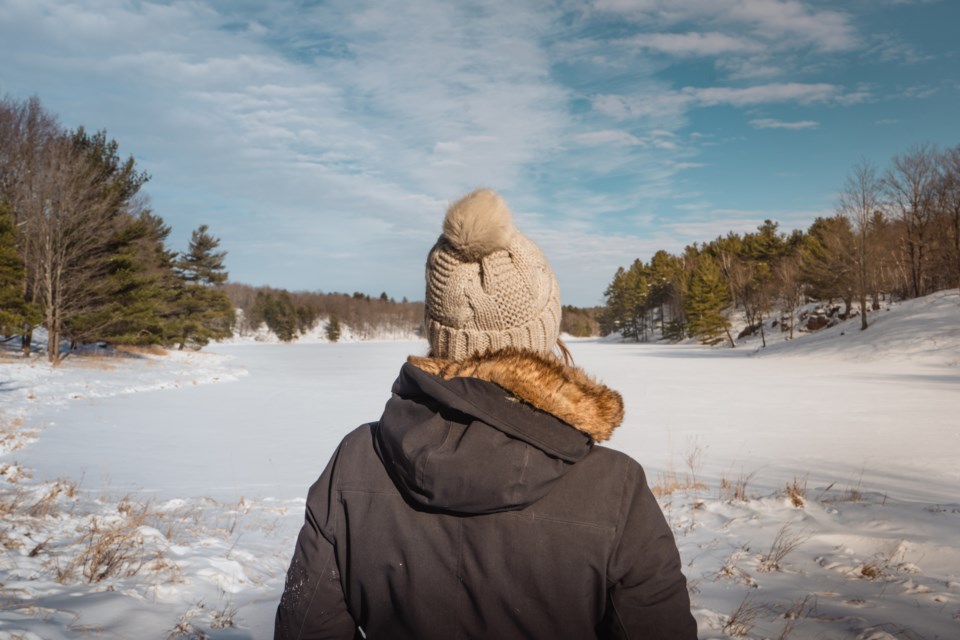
[2, 0, 958, 306]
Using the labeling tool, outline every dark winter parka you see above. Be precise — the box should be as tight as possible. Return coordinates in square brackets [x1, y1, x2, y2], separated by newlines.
[275, 348, 697, 639]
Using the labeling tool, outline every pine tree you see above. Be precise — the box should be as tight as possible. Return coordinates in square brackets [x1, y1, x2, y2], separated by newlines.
[177, 224, 228, 285]
[325, 314, 342, 343]
[265, 291, 298, 342]
[67, 211, 179, 345]
[685, 254, 732, 346]
[0, 201, 39, 338]
[172, 225, 234, 349]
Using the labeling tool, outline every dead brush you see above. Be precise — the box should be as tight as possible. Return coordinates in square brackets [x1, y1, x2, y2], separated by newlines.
[650, 442, 708, 498]
[210, 601, 238, 629]
[168, 602, 208, 639]
[719, 470, 756, 502]
[116, 344, 167, 357]
[785, 475, 808, 508]
[776, 594, 813, 639]
[63, 352, 118, 371]
[27, 480, 72, 518]
[723, 594, 771, 637]
[75, 517, 147, 583]
[711, 545, 757, 587]
[0, 526, 24, 550]
[758, 524, 811, 572]
[1, 462, 32, 483]
[56, 501, 158, 584]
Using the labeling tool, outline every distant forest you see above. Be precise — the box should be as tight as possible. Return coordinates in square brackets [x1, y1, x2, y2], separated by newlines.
[224, 284, 424, 341]
[601, 144, 960, 346]
[224, 285, 604, 342]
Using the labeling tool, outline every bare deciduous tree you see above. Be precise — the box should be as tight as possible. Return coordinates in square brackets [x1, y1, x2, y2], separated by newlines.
[21, 136, 126, 363]
[883, 144, 939, 298]
[838, 159, 882, 330]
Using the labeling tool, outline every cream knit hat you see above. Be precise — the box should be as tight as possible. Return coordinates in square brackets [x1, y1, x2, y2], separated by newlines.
[424, 189, 561, 361]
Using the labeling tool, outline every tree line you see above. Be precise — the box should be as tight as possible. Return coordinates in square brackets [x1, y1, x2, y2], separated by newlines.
[224, 284, 425, 342]
[602, 143, 960, 346]
[0, 96, 234, 363]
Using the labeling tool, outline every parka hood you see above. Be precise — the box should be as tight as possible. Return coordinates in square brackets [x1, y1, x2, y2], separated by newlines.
[376, 348, 624, 514]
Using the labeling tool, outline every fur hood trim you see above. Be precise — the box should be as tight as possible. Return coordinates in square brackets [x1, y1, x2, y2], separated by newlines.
[407, 348, 624, 443]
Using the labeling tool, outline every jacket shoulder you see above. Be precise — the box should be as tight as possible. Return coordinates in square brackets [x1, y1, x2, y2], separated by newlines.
[325, 423, 397, 493]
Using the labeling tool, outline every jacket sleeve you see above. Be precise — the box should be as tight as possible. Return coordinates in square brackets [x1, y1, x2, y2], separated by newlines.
[275, 442, 358, 640]
[600, 463, 698, 639]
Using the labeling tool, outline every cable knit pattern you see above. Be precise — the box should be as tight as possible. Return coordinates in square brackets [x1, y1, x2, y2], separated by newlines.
[425, 189, 561, 361]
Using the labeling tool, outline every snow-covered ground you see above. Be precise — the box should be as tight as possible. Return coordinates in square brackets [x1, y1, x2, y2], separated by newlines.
[1, 291, 958, 639]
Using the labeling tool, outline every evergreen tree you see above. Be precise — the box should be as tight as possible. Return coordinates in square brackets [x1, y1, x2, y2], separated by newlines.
[800, 215, 856, 315]
[265, 291, 298, 342]
[176, 224, 228, 285]
[172, 225, 234, 349]
[326, 314, 342, 343]
[685, 254, 732, 346]
[0, 200, 39, 338]
[67, 211, 179, 345]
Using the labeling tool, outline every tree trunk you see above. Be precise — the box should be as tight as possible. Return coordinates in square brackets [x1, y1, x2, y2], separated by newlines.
[724, 326, 736, 348]
[860, 291, 868, 331]
[47, 326, 61, 365]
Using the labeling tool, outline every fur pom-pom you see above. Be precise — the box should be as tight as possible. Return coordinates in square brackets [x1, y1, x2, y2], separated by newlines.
[443, 189, 516, 260]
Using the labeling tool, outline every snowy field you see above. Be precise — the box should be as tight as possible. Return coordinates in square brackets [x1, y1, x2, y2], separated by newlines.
[1, 291, 958, 639]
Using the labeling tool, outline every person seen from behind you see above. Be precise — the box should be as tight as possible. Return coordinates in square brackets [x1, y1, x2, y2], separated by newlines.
[275, 188, 698, 639]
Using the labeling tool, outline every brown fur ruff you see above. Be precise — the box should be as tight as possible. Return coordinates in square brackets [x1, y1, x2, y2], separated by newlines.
[408, 348, 624, 443]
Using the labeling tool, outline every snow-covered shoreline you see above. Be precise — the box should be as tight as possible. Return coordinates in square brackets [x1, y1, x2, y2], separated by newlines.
[1, 292, 958, 638]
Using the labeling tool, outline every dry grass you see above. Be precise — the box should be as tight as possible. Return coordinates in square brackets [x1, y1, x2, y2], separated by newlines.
[168, 602, 209, 639]
[52, 498, 169, 585]
[651, 466, 708, 498]
[116, 344, 168, 356]
[27, 479, 77, 518]
[758, 524, 811, 572]
[785, 476, 808, 508]
[719, 470, 756, 502]
[723, 594, 771, 637]
[716, 546, 758, 587]
[55, 515, 148, 584]
[1, 462, 33, 483]
[210, 601, 238, 629]
[651, 442, 708, 498]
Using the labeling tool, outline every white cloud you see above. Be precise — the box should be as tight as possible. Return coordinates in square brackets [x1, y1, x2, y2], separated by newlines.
[573, 130, 646, 146]
[688, 82, 842, 106]
[625, 31, 761, 57]
[594, 82, 857, 122]
[592, 0, 859, 53]
[749, 118, 819, 129]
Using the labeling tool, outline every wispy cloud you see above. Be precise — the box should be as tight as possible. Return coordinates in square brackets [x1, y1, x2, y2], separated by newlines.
[593, 0, 859, 53]
[624, 32, 762, 57]
[749, 118, 819, 129]
[593, 81, 858, 121]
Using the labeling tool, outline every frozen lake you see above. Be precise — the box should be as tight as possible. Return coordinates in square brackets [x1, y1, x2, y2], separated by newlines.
[17, 338, 959, 503]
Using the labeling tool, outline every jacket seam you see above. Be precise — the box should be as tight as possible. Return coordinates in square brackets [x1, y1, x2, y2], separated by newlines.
[503, 511, 616, 532]
[418, 420, 453, 491]
[294, 547, 338, 640]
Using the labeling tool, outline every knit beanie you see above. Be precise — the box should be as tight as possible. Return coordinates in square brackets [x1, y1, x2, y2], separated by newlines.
[424, 189, 561, 361]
